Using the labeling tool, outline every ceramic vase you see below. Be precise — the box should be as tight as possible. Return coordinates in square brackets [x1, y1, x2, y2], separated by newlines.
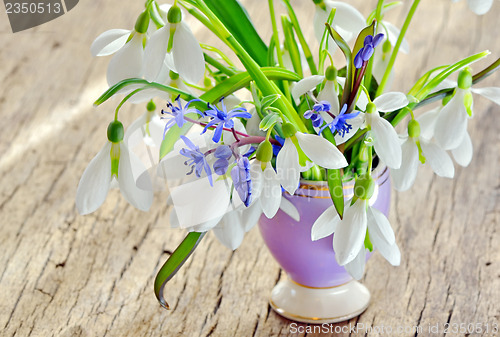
[258, 166, 391, 324]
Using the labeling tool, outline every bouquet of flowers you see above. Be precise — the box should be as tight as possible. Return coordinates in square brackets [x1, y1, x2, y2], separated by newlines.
[76, 0, 500, 309]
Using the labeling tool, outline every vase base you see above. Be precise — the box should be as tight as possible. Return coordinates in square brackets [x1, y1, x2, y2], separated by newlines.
[269, 277, 370, 324]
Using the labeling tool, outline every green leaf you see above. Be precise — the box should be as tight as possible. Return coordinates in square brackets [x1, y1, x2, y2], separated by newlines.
[366, 2, 402, 23]
[159, 123, 193, 160]
[204, 0, 268, 66]
[327, 168, 344, 219]
[154, 232, 206, 309]
[326, 23, 352, 104]
[259, 112, 282, 131]
[282, 15, 303, 78]
[260, 94, 281, 110]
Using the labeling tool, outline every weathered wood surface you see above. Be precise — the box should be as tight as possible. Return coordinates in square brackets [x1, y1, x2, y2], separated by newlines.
[0, 0, 499, 336]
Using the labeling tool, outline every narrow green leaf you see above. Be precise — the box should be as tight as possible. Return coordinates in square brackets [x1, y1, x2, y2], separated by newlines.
[327, 169, 344, 219]
[260, 94, 281, 110]
[366, 2, 402, 23]
[282, 15, 303, 77]
[154, 232, 206, 309]
[326, 23, 352, 104]
[204, 0, 268, 66]
[259, 112, 282, 131]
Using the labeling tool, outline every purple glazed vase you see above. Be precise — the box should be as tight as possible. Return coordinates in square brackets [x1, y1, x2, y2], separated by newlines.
[259, 166, 391, 288]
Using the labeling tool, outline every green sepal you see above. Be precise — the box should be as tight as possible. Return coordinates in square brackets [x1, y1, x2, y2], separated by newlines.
[154, 232, 206, 309]
[134, 10, 150, 34]
[107, 120, 124, 143]
[327, 168, 344, 219]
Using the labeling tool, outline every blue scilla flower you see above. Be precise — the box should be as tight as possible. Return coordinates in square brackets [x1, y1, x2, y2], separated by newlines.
[213, 145, 233, 176]
[201, 99, 252, 143]
[161, 95, 201, 131]
[313, 100, 331, 112]
[179, 135, 213, 186]
[319, 104, 360, 137]
[304, 109, 324, 128]
[231, 157, 252, 207]
[354, 33, 384, 69]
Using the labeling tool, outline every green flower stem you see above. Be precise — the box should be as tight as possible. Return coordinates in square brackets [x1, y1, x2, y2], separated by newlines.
[191, 0, 308, 133]
[203, 53, 236, 76]
[375, 0, 421, 96]
[268, 0, 292, 101]
[282, 0, 318, 75]
[114, 88, 145, 120]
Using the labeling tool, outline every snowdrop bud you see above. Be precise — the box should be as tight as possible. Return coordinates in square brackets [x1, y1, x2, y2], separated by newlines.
[134, 10, 150, 34]
[407, 119, 421, 139]
[167, 5, 182, 23]
[458, 67, 472, 90]
[325, 66, 337, 81]
[366, 102, 377, 114]
[147, 100, 156, 112]
[354, 174, 375, 200]
[107, 120, 124, 143]
[256, 140, 273, 163]
[282, 122, 297, 138]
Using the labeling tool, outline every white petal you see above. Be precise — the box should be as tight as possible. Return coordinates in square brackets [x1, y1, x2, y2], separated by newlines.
[117, 143, 153, 211]
[311, 206, 339, 241]
[276, 138, 300, 195]
[376, 240, 401, 266]
[367, 113, 402, 169]
[76, 142, 112, 215]
[471, 87, 500, 106]
[373, 92, 409, 112]
[213, 211, 245, 250]
[143, 25, 170, 82]
[420, 140, 455, 178]
[295, 133, 348, 169]
[107, 33, 144, 86]
[318, 80, 340, 116]
[334, 113, 364, 145]
[91, 29, 131, 56]
[391, 137, 419, 191]
[467, 0, 493, 15]
[261, 166, 282, 218]
[172, 23, 205, 84]
[417, 107, 440, 140]
[344, 249, 366, 280]
[279, 197, 300, 221]
[242, 202, 263, 232]
[171, 178, 231, 228]
[334, 199, 368, 265]
[327, 1, 366, 42]
[452, 132, 473, 167]
[292, 75, 325, 102]
[367, 207, 395, 245]
[434, 89, 469, 149]
[382, 21, 409, 54]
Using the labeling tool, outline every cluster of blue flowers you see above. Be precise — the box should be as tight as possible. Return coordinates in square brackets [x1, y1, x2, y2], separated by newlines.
[354, 33, 384, 69]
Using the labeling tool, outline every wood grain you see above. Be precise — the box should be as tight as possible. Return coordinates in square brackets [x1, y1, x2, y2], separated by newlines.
[0, 0, 498, 336]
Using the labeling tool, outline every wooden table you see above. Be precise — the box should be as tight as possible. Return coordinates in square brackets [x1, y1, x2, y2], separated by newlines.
[0, 0, 498, 336]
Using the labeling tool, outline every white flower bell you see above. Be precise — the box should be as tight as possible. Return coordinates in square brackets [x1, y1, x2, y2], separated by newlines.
[76, 121, 153, 214]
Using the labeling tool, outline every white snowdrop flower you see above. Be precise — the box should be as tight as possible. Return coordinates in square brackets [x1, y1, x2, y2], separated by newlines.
[276, 123, 348, 195]
[312, 177, 400, 279]
[360, 93, 409, 169]
[144, 5, 204, 84]
[76, 121, 153, 214]
[391, 119, 455, 191]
